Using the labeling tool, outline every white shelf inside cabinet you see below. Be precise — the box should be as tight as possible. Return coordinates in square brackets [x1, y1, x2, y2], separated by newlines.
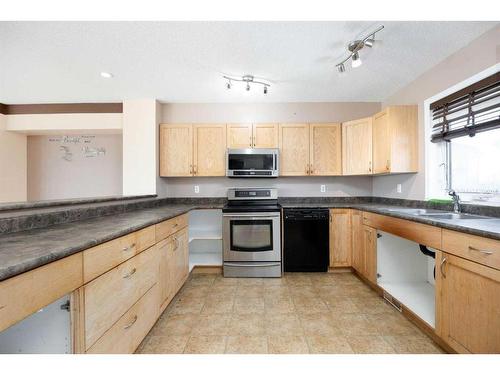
[188, 209, 223, 271]
[378, 281, 435, 328]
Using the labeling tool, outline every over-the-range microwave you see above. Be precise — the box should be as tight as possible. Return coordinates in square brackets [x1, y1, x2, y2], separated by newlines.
[226, 148, 279, 177]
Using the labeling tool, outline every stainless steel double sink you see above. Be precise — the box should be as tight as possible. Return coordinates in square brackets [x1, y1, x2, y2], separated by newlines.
[384, 207, 492, 220]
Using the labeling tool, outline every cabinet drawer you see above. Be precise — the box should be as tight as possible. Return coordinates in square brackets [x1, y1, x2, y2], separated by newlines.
[363, 212, 442, 249]
[83, 225, 155, 283]
[155, 214, 188, 242]
[442, 230, 500, 270]
[0, 254, 83, 333]
[84, 246, 159, 349]
[86, 284, 159, 354]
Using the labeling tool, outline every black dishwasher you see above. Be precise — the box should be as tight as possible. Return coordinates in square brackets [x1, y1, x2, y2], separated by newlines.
[283, 208, 330, 272]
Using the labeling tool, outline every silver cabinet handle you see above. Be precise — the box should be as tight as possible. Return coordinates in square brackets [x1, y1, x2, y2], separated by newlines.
[173, 237, 179, 251]
[124, 315, 138, 329]
[122, 243, 136, 252]
[123, 267, 137, 279]
[468, 246, 494, 255]
[440, 257, 447, 278]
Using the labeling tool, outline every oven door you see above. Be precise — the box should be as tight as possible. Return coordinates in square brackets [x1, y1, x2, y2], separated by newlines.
[223, 212, 281, 262]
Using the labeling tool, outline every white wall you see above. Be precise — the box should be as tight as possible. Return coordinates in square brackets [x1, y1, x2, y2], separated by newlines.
[373, 25, 500, 200]
[27, 134, 122, 201]
[122, 99, 159, 196]
[160, 102, 380, 197]
[0, 114, 27, 203]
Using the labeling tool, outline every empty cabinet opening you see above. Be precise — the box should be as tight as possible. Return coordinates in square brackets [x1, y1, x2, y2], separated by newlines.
[377, 231, 436, 328]
[188, 209, 222, 270]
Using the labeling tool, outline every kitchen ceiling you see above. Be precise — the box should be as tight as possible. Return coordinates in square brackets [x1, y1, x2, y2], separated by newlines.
[0, 21, 497, 104]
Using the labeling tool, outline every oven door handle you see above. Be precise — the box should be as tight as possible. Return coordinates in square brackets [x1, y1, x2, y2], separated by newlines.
[223, 213, 280, 218]
[225, 262, 280, 267]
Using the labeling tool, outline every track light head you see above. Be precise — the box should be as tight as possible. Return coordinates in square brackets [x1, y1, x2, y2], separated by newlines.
[226, 80, 231, 90]
[246, 83, 250, 91]
[263, 86, 268, 94]
[337, 63, 346, 73]
[351, 52, 362, 68]
[364, 38, 375, 48]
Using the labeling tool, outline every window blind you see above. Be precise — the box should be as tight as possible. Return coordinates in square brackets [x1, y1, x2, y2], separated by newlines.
[430, 72, 500, 143]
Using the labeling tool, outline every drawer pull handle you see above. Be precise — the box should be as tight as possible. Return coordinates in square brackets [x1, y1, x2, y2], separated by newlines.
[440, 257, 447, 278]
[173, 237, 180, 251]
[123, 268, 137, 279]
[172, 223, 178, 228]
[124, 315, 138, 329]
[468, 246, 494, 255]
[122, 243, 136, 252]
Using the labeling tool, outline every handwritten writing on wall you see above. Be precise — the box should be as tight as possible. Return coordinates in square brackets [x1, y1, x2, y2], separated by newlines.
[49, 136, 107, 161]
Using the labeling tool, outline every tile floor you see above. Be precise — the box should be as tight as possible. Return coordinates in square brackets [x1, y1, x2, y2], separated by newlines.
[136, 272, 444, 354]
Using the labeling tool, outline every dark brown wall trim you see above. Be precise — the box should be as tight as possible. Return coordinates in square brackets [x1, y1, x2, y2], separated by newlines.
[0, 103, 123, 115]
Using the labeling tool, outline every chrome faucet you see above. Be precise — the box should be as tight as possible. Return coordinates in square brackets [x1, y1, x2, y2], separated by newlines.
[448, 189, 461, 213]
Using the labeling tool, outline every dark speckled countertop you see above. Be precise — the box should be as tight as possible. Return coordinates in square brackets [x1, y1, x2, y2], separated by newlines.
[0, 203, 222, 282]
[1, 197, 500, 283]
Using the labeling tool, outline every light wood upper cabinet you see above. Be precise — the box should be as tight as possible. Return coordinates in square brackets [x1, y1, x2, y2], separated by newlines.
[279, 123, 310, 176]
[159, 124, 193, 177]
[310, 123, 342, 176]
[342, 117, 373, 175]
[436, 250, 500, 353]
[193, 124, 227, 176]
[253, 123, 279, 148]
[372, 105, 418, 174]
[329, 209, 352, 267]
[227, 124, 253, 148]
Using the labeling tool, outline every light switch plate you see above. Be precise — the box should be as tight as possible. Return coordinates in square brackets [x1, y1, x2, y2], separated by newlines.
[397, 184, 402, 193]
[320, 185, 326, 193]
[194, 185, 200, 194]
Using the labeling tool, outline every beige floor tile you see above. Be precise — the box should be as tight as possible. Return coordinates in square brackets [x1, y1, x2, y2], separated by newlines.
[213, 276, 239, 286]
[263, 285, 291, 299]
[228, 314, 266, 336]
[299, 313, 341, 336]
[306, 335, 354, 354]
[208, 284, 238, 298]
[234, 296, 265, 314]
[264, 296, 296, 314]
[383, 335, 444, 354]
[225, 336, 268, 354]
[237, 285, 264, 298]
[268, 335, 309, 354]
[335, 313, 379, 336]
[192, 314, 231, 336]
[167, 296, 205, 315]
[293, 296, 329, 313]
[262, 277, 288, 286]
[285, 273, 313, 286]
[346, 335, 396, 354]
[201, 296, 235, 314]
[365, 313, 420, 336]
[184, 335, 227, 354]
[350, 297, 395, 314]
[137, 335, 189, 354]
[237, 278, 264, 286]
[178, 285, 212, 299]
[323, 297, 360, 314]
[187, 274, 217, 286]
[289, 285, 319, 298]
[149, 313, 198, 336]
[265, 313, 303, 336]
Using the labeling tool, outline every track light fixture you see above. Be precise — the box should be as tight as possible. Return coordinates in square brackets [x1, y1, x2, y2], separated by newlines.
[335, 25, 384, 73]
[223, 74, 270, 94]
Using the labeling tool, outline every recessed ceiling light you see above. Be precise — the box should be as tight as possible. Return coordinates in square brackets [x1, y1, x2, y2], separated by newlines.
[100, 72, 113, 78]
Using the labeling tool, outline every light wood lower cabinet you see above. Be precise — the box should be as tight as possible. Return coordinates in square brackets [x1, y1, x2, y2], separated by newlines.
[436, 250, 500, 353]
[173, 227, 189, 296]
[86, 284, 159, 354]
[83, 245, 159, 350]
[362, 225, 377, 283]
[350, 210, 364, 273]
[0, 254, 83, 333]
[329, 209, 352, 267]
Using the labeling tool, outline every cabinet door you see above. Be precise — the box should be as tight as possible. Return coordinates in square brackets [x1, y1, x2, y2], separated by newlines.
[158, 238, 175, 309]
[227, 124, 252, 149]
[193, 124, 227, 176]
[329, 209, 352, 267]
[279, 123, 310, 176]
[173, 228, 189, 294]
[436, 251, 500, 353]
[351, 210, 364, 274]
[342, 118, 373, 175]
[372, 110, 391, 174]
[362, 225, 377, 283]
[310, 123, 342, 176]
[253, 123, 279, 148]
[159, 124, 193, 177]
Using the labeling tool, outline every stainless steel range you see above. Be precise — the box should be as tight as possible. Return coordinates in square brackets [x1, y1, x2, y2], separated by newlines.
[222, 188, 282, 278]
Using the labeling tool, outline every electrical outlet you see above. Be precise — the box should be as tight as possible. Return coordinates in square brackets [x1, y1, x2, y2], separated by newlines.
[397, 184, 402, 193]
[194, 185, 200, 194]
[320, 184, 326, 193]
